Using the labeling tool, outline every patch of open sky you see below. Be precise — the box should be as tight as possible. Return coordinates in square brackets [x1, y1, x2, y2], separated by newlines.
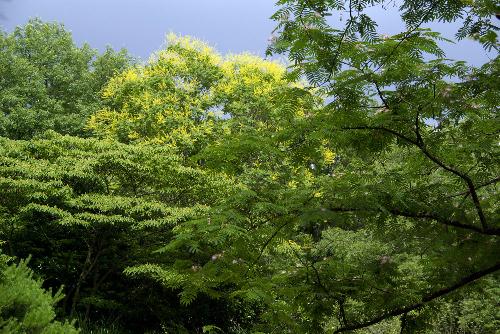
[0, 0, 278, 62]
[0, 1, 493, 69]
[1, 0, 493, 65]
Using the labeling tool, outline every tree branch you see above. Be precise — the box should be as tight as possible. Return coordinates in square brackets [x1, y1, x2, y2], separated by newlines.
[323, 205, 499, 236]
[416, 139, 488, 232]
[373, 80, 390, 109]
[374, 2, 438, 72]
[334, 261, 500, 333]
[340, 125, 489, 232]
[341, 125, 419, 145]
[447, 176, 500, 198]
[387, 208, 499, 236]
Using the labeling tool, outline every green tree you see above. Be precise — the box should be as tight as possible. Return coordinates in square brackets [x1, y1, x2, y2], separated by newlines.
[238, 0, 499, 332]
[1, 10, 497, 333]
[0, 19, 132, 139]
[0, 251, 78, 333]
[131, 2, 499, 333]
[0, 131, 242, 331]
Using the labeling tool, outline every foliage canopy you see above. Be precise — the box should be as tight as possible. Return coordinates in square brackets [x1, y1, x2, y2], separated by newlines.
[0, 19, 131, 139]
[0, 3, 498, 333]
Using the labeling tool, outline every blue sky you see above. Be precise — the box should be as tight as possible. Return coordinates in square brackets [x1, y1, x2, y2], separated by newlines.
[0, 0, 493, 65]
[0, 0, 277, 60]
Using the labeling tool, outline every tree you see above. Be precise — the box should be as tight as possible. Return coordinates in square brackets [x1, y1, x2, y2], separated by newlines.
[0, 19, 132, 139]
[250, 0, 499, 332]
[129, 2, 498, 333]
[88, 35, 323, 332]
[0, 251, 78, 333]
[88, 34, 318, 159]
[0, 131, 243, 331]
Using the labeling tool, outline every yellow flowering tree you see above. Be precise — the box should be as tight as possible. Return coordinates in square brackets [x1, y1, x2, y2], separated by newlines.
[87, 34, 322, 162]
[88, 35, 221, 153]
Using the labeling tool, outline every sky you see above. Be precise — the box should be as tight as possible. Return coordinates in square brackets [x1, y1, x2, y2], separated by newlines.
[0, 0, 493, 65]
[0, 0, 278, 61]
